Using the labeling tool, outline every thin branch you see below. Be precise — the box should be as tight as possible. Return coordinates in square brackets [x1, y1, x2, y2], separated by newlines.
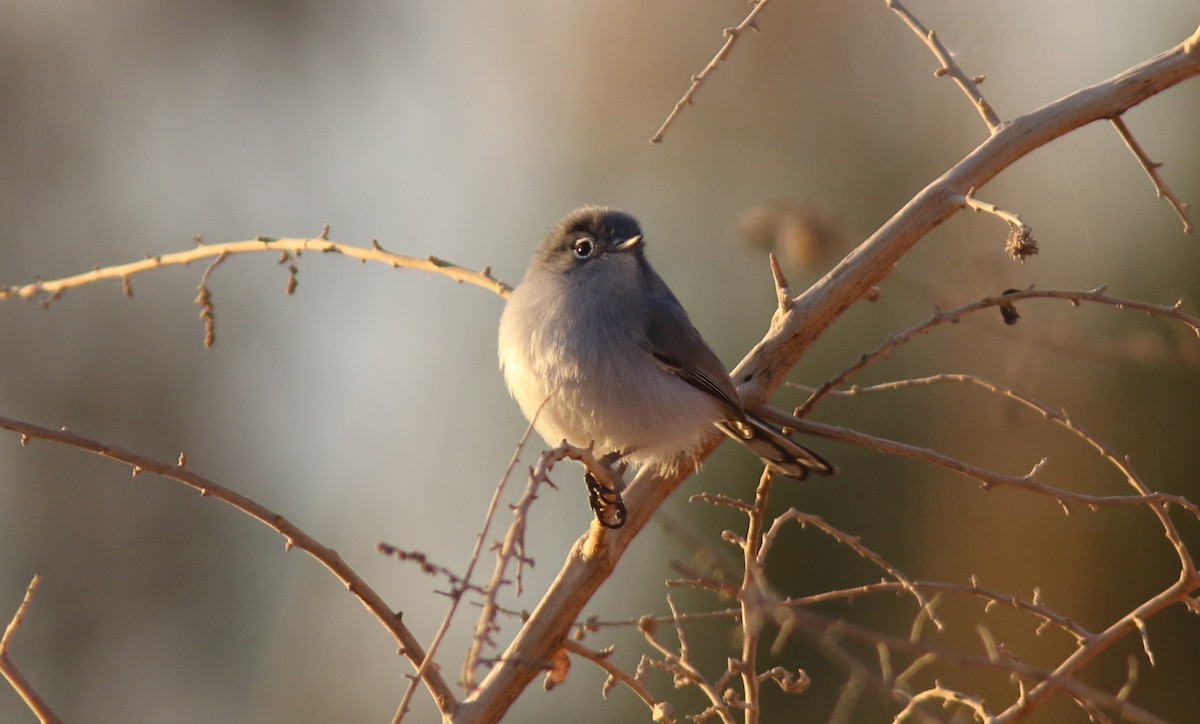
[794, 286, 1200, 417]
[587, 589, 1171, 723]
[0, 415, 457, 716]
[0, 575, 61, 724]
[0, 237, 511, 305]
[1110, 115, 1193, 232]
[789, 372, 1200, 571]
[391, 418, 543, 722]
[583, 575, 1095, 647]
[737, 469, 773, 724]
[778, 605, 1172, 724]
[886, 0, 1002, 132]
[757, 511, 943, 631]
[896, 684, 991, 723]
[638, 597, 737, 724]
[957, 188, 1038, 260]
[996, 574, 1195, 723]
[463, 442, 589, 689]
[650, 0, 773, 143]
[560, 640, 670, 721]
[765, 410, 1199, 519]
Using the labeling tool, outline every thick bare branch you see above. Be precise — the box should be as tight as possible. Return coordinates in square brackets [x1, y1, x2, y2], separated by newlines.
[453, 32, 1200, 723]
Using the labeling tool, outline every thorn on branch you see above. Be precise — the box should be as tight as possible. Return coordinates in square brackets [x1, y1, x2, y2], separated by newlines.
[769, 254, 792, 315]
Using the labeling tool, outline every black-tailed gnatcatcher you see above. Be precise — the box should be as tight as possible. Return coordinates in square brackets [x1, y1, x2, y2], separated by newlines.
[498, 206, 834, 481]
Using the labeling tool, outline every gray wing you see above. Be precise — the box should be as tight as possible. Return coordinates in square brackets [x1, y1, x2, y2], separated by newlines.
[638, 266, 836, 480]
[639, 271, 744, 418]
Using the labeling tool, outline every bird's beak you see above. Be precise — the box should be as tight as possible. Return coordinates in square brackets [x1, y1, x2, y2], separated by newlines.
[615, 235, 643, 253]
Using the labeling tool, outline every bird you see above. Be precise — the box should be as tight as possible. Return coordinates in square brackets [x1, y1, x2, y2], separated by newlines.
[498, 206, 833, 485]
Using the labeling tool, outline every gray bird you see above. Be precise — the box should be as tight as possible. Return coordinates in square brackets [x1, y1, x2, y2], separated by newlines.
[498, 206, 833, 481]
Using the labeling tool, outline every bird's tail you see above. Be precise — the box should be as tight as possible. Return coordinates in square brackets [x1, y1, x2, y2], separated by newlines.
[717, 415, 835, 479]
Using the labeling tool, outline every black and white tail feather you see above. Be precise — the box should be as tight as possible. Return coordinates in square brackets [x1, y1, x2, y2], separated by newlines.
[718, 415, 834, 479]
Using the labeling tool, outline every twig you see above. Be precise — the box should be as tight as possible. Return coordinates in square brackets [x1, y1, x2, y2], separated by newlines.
[595, 591, 1169, 722]
[764, 409, 1198, 519]
[0, 237, 511, 305]
[390, 418, 542, 721]
[560, 640, 669, 720]
[886, 0, 1002, 132]
[463, 442, 573, 689]
[783, 605, 1170, 724]
[587, 574, 1095, 647]
[794, 286, 1200, 417]
[737, 469, 773, 724]
[0, 415, 457, 715]
[788, 371, 1200, 566]
[757, 511, 942, 631]
[957, 188, 1038, 260]
[1110, 115, 1193, 232]
[896, 683, 990, 723]
[650, 0, 773, 143]
[0, 575, 61, 724]
[638, 597, 737, 724]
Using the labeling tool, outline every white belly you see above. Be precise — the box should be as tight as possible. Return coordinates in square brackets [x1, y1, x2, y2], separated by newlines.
[498, 281, 721, 471]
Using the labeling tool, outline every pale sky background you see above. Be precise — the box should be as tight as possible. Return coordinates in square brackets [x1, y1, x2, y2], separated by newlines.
[1, 2, 1198, 722]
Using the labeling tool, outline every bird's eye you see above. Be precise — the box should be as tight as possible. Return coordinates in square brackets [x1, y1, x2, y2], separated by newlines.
[572, 237, 595, 259]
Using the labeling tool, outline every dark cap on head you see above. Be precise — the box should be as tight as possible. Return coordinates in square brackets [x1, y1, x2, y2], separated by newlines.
[535, 206, 644, 273]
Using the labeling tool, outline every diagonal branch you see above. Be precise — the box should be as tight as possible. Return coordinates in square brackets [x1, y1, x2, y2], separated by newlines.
[733, 29, 1200, 408]
[1110, 115, 1193, 232]
[0, 415, 458, 716]
[650, 0, 774, 144]
[886, 0, 1002, 131]
[0, 575, 61, 724]
[452, 29, 1200, 724]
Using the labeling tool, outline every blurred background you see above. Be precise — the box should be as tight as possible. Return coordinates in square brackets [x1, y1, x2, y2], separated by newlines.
[1, 1, 1198, 722]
